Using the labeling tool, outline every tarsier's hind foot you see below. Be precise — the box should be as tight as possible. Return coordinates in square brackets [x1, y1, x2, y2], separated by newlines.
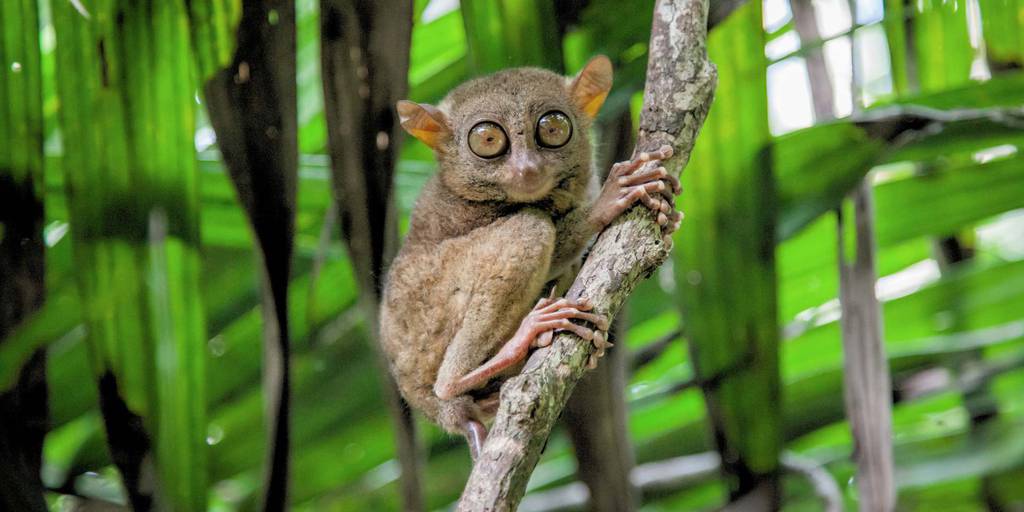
[527, 295, 612, 370]
[529, 295, 610, 348]
[593, 145, 684, 245]
[443, 296, 609, 401]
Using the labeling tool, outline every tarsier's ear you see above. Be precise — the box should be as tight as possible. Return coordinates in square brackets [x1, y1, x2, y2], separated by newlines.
[568, 55, 613, 119]
[396, 100, 451, 150]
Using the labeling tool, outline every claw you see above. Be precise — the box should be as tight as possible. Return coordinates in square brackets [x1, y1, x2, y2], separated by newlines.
[465, 420, 487, 461]
[585, 331, 613, 370]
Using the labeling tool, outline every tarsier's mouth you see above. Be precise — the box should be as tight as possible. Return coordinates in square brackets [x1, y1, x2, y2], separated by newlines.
[503, 181, 556, 202]
[503, 174, 556, 202]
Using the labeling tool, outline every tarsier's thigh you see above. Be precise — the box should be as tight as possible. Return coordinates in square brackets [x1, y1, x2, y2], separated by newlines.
[430, 210, 558, 387]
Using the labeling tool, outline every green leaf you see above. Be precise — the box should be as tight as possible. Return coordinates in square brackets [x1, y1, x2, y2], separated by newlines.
[912, 0, 974, 92]
[875, 154, 1024, 246]
[978, 0, 1024, 69]
[51, 1, 208, 508]
[674, 0, 781, 488]
[775, 123, 885, 240]
[461, 0, 562, 73]
[186, 0, 241, 83]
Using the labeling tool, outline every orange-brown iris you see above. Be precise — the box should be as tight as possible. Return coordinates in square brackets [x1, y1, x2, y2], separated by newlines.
[536, 111, 572, 148]
[468, 122, 509, 158]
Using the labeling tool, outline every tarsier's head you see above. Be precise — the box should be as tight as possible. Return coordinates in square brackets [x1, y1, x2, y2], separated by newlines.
[397, 56, 612, 203]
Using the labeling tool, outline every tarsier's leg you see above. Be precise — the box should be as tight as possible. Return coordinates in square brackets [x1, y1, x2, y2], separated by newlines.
[590, 145, 684, 244]
[435, 295, 609, 400]
[453, 298, 608, 461]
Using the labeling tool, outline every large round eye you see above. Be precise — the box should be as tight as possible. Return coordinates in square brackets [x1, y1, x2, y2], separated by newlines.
[536, 111, 572, 148]
[468, 122, 509, 158]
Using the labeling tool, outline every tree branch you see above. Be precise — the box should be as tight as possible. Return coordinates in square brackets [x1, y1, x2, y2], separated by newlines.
[456, 1, 716, 510]
[518, 451, 842, 512]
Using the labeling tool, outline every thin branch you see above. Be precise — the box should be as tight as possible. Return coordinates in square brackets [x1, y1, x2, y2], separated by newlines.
[781, 453, 843, 512]
[456, 1, 717, 509]
[518, 451, 842, 512]
[853, 105, 1024, 141]
[201, 1, 299, 508]
[629, 329, 681, 371]
[789, 0, 835, 121]
[519, 452, 720, 512]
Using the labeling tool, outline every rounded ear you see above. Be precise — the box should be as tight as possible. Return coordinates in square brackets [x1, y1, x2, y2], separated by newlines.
[568, 55, 613, 119]
[396, 100, 451, 150]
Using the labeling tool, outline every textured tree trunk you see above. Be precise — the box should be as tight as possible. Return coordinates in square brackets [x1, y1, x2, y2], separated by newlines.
[201, 1, 298, 509]
[457, 1, 716, 509]
[318, 1, 423, 510]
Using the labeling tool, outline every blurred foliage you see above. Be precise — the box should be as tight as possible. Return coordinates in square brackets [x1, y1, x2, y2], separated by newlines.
[676, 0, 781, 496]
[0, 0, 1021, 510]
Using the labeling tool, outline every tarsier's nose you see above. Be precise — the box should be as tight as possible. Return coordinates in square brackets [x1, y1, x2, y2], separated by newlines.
[504, 151, 552, 200]
[510, 152, 544, 183]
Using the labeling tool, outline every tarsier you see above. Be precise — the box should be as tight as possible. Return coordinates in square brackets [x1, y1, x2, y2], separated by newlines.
[380, 56, 681, 458]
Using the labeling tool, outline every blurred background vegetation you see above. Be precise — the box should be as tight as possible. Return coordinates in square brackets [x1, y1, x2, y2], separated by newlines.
[1, 0, 1024, 510]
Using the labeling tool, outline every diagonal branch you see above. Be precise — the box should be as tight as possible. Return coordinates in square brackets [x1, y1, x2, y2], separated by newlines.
[456, 1, 717, 510]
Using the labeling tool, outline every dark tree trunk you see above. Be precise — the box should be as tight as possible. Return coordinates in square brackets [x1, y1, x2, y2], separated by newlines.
[96, 373, 153, 511]
[0, 183, 47, 507]
[319, 1, 422, 510]
[0, 1, 48, 506]
[201, 1, 298, 509]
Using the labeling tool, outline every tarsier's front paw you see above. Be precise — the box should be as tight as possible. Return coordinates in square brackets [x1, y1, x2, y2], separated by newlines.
[590, 145, 684, 245]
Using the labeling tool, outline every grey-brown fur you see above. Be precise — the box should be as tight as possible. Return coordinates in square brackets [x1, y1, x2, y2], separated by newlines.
[381, 57, 678, 446]
[382, 65, 600, 434]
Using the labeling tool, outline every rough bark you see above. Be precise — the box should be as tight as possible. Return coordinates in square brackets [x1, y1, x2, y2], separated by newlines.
[319, 1, 424, 510]
[457, 1, 716, 510]
[836, 181, 896, 512]
[201, 1, 298, 509]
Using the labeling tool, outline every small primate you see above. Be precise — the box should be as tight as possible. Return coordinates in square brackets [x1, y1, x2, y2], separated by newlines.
[380, 56, 681, 458]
